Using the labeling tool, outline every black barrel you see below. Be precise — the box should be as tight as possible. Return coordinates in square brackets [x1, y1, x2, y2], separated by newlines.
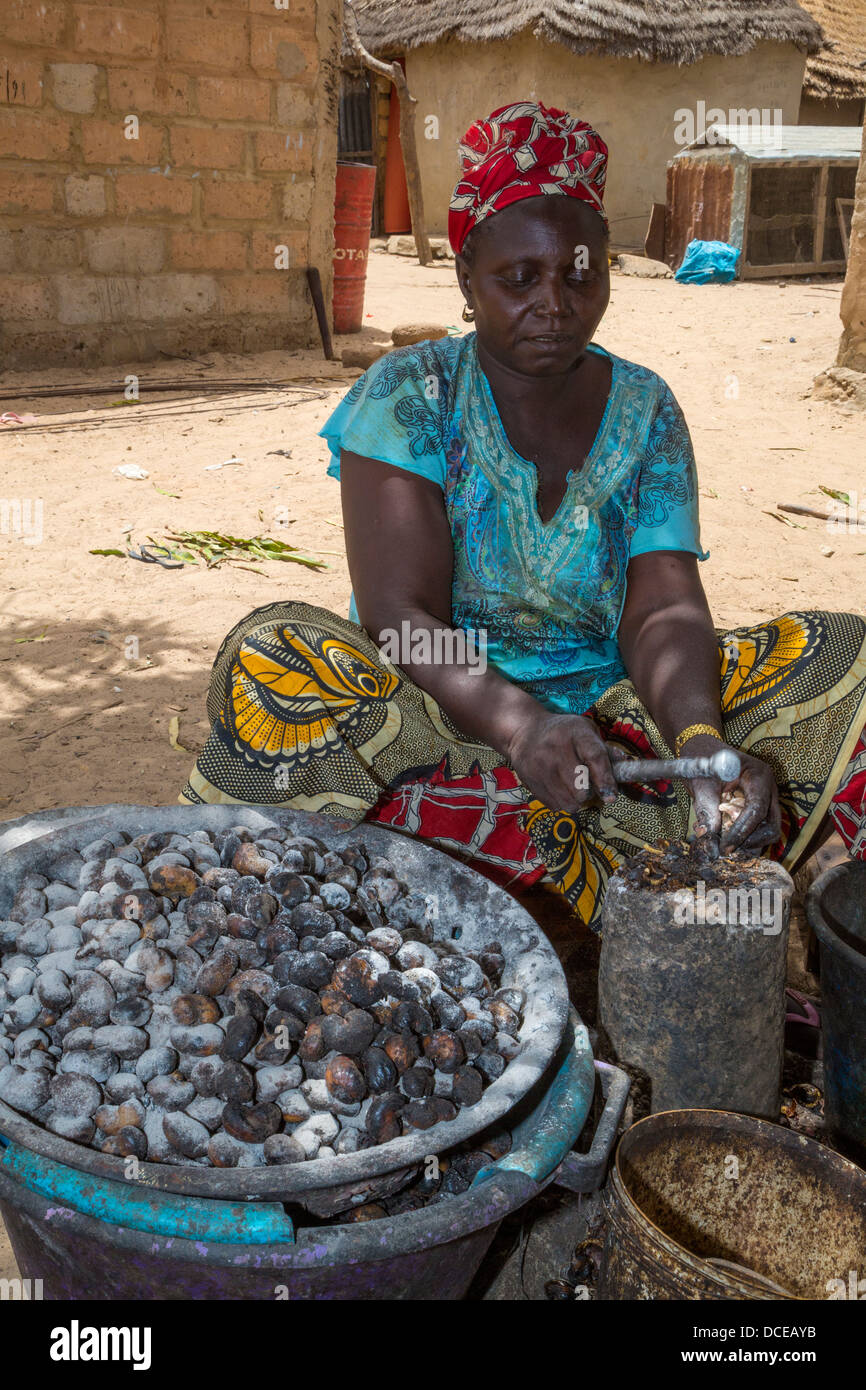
[807, 859, 866, 1159]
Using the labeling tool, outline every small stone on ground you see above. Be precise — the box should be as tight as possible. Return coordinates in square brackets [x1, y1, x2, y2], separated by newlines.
[615, 254, 673, 278]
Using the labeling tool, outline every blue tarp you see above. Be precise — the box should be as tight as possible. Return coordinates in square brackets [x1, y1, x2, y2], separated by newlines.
[675, 239, 740, 284]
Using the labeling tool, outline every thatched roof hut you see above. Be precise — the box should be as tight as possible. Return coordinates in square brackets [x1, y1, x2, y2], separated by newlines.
[799, 0, 866, 102]
[351, 0, 823, 64]
[349, 0, 826, 248]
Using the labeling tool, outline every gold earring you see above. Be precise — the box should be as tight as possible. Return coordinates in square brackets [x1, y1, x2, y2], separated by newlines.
[462, 304, 475, 322]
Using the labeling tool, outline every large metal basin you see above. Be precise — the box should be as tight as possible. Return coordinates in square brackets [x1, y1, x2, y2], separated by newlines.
[0, 1010, 604, 1300]
[0, 804, 570, 1210]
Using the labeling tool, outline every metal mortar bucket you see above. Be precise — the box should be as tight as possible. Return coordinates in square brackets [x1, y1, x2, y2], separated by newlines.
[599, 856, 793, 1119]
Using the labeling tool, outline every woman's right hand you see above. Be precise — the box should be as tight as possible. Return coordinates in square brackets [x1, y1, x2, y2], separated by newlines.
[505, 712, 620, 811]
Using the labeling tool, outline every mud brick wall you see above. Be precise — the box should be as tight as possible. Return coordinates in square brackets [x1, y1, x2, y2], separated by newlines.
[0, 0, 342, 367]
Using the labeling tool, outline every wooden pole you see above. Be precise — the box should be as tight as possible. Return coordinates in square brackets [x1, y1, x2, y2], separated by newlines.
[305, 266, 335, 360]
[343, 2, 433, 267]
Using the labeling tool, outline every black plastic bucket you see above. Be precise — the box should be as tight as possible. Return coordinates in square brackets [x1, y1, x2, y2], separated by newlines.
[807, 859, 866, 1157]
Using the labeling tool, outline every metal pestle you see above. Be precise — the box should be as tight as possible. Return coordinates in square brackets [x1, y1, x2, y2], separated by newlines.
[611, 749, 742, 785]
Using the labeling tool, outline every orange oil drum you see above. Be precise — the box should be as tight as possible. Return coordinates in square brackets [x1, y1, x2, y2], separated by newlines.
[333, 161, 377, 334]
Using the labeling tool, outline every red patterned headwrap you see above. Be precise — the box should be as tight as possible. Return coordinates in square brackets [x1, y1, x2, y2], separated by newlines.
[448, 101, 609, 256]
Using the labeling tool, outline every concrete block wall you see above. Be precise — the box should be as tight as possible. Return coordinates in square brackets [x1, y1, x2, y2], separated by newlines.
[0, 0, 342, 367]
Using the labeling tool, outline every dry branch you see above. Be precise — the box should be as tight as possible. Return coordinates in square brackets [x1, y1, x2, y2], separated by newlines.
[344, 2, 432, 266]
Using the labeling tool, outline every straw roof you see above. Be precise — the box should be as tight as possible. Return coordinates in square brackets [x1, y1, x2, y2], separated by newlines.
[349, 0, 823, 65]
[799, 0, 866, 100]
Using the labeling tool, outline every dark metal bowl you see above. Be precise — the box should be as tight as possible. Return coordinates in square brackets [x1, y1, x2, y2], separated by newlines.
[0, 804, 569, 1209]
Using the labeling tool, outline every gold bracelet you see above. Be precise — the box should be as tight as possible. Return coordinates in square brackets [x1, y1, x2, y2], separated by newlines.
[674, 723, 724, 757]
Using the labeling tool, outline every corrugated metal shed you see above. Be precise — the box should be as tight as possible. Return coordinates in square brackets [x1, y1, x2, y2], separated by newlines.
[686, 124, 863, 159]
[667, 125, 861, 277]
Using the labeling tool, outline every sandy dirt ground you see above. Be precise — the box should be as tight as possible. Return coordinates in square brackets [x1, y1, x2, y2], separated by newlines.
[1, 247, 862, 820]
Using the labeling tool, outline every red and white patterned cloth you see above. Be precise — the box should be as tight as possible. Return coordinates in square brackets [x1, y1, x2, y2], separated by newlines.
[830, 729, 866, 856]
[368, 728, 866, 896]
[448, 101, 609, 255]
[368, 758, 548, 891]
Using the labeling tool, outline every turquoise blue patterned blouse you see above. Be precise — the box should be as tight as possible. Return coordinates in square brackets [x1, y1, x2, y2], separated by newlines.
[320, 333, 706, 714]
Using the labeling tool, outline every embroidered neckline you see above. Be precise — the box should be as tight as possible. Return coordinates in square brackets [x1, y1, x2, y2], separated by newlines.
[469, 335, 621, 529]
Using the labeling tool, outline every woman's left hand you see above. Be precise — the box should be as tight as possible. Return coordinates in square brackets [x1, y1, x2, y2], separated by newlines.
[686, 737, 782, 859]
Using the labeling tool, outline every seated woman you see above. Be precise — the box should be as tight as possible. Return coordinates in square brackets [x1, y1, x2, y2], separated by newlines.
[181, 102, 866, 930]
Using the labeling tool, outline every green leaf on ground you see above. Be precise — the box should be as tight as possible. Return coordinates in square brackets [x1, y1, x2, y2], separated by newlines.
[162, 529, 326, 571]
[819, 486, 851, 505]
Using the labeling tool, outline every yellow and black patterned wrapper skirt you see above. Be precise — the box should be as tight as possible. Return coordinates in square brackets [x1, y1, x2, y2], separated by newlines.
[180, 602, 866, 931]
